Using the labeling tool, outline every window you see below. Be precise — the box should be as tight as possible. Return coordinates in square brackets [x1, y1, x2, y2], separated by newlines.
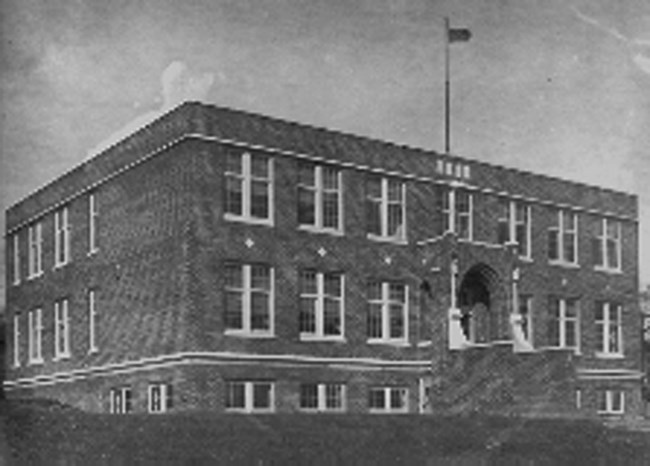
[497, 200, 531, 258]
[519, 295, 533, 344]
[368, 387, 408, 413]
[367, 282, 408, 343]
[54, 206, 70, 267]
[13, 314, 20, 367]
[225, 151, 273, 223]
[88, 290, 98, 353]
[548, 298, 579, 351]
[548, 210, 578, 264]
[437, 188, 473, 240]
[89, 193, 98, 253]
[366, 175, 406, 241]
[28, 222, 43, 278]
[299, 383, 346, 412]
[298, 163, 342, 232]
[28, 308, 43, 364]
[225, 381, 274, 413]
[148, 383, 172, 413]
[110, 387, 132, 414]
[224, 263, 274, 336]
[12, 233, 20, 285]
[595, 302, 622, 356]
[598, 390, 625, 414]
[593, 219, 621, 271]
[299, 271, 344, 340]
[54, 299, 71, 359]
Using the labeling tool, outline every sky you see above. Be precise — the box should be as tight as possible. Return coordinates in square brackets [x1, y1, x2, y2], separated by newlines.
[1, 0, 650, 305]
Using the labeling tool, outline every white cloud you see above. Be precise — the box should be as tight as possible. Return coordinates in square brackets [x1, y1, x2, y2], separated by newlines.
[632, 53, 650, 74]
[86, 61, 214, 159]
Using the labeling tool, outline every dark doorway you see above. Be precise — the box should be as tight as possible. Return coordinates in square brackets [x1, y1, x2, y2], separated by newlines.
[458, 264, 500, 343]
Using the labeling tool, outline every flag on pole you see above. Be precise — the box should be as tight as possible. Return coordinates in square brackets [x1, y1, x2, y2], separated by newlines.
[448, 28, 471, 43]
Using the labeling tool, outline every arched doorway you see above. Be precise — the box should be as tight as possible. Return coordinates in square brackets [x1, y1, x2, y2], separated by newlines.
[458, 264, 501, 343]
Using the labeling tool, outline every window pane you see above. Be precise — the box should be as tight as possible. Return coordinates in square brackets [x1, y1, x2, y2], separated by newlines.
[298, 162, 315, 186]
[369, 389, 385, 409]
[250, 293, 269, 330]
[367, 303, 383, 338]
[367, 282, 382, 300]
[456, 191, 470, 213]
[225, 177, 243, 215]
[607, 239, 619, 269]
[565, 300, 578, 318]
[323, 299, 341, 336]
[565, 321, 576, 347]
[456, 214, 470, 239]
[250, 180, 269, 218]
[389, 284, 405, 303]
[324, 273, 341, 296]
[498, 221, 509, 244]
[227, 382, 245, 408]
[253, 383, 271, 409]
[322, 192, 339, 229]
[300, 271, 317, 294]
[325, 384, 343, 409]
[299, 298, 316, 334]
[389, 304, 404, 339]
[387, 204, 403, 238]
[564, 232, 575, 262]
[225, 291, 243, 330]
[250, 154, 269, 178]
[225, 264, 243, 287]
[387, 180, 402, 202]
[548, 230, 559, 260]
[322, 167, 339, 190]
[366, 176, 381, 199]
[366, 199, 381, 235]
[300, 384, 318, 409]
[390, 389, 406, 409]
[251, 266, 270, 290]
[298, 187, 316, 225]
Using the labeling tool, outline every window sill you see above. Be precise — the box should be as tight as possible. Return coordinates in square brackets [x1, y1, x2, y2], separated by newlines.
[298, 225, 344, 237]
[27, 272, 44, 281]
[28, 358, 44, 366]
[594, 266, 623, 275]
[548, 260, 580, 269]
[367, 339, 410, 347]
[12, 280, 21, 287]
[518, 256, 533, 263]
[299, 408, 346, 414]
[225, 408, 275, 414]
[595, 352, 624, 360]
[88, 347, 99, 355]
[53, 354, 71, 362]
[87, 248, 99, 257]
[369, 409, 409, 414]
[597, 410, 624, 416]
[224, 330, 275, 339]
[224, 213, 273, 227]
[300, 335, 346, 343]
[538, 346, 581, 355]
[367, 234, 407, 246]
[53, 262, 70, 271]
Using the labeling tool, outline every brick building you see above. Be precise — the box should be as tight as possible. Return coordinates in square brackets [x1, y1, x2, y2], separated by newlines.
[3, 102, 644, 417]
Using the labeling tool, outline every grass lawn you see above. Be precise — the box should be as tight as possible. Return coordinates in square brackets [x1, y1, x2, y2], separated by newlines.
[3, 398, 650, 465]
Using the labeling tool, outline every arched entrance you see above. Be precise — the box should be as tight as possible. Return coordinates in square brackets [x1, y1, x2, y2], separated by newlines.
[458, 264, 501, 343]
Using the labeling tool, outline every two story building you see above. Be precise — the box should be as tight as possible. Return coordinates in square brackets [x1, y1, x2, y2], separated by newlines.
[4, 102, 644, 417]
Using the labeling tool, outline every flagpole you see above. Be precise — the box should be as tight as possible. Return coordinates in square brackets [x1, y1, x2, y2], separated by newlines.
[444, 17, 450, 155]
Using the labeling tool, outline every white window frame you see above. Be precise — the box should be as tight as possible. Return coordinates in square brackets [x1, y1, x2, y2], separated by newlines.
[225, 381, 275, 413]
[367, 282, 409, 345]
[367, 176, 406, 243]
[88, 290, 98, 353]
[28, 308, 43, 364]
[440, 189, 473, 240]
[297, 163, 343, 233]
[54, 206, 70, 267]
[224, 151, 274, 225]
[519, 295, 533, 345]
[299, 383, 347, 412]
[109, 387, 132, 414]
[549, 298, 580, 352]
[368, 387, 409, 413]
[498, 200, 531, 258]
[224, 264, 275, 337]
[13, 314, 21, 367]
[595, 218, 622, 272]
[89, 193, 98, 254]
[28, 222, 43, 279]
[148, 383, 171, 413]
[12, 233, 20, 285]
[549, 210, 578, 265]
[598, 390, 625, 415]
[595, 302, 623, 357]
[299, 271, 345, 341]
[54, 299, 71, 360]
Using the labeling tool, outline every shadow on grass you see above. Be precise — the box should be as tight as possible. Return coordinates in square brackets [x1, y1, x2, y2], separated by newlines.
[4, 399, 650, 465]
